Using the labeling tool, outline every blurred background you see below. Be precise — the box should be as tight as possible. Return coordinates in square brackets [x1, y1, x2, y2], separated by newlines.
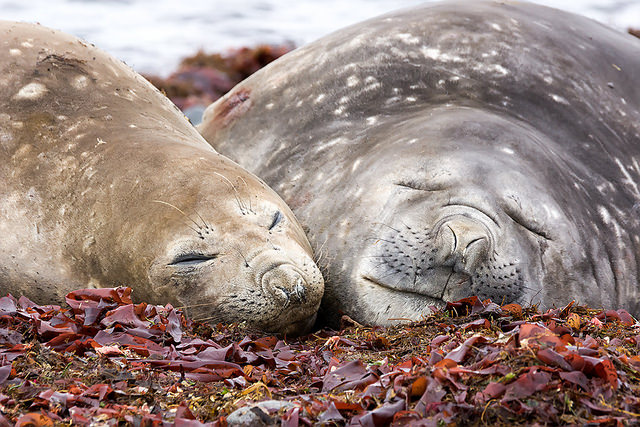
[1, 0, 638, 76]
[2, 0, 638, 123]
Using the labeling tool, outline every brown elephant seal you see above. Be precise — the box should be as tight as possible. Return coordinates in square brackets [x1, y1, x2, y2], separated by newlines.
[0, 21, 323, 335]
[199, 1, 640, 326]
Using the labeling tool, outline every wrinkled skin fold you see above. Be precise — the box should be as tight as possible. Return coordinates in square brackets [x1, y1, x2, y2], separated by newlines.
[199, 1, 640, 326]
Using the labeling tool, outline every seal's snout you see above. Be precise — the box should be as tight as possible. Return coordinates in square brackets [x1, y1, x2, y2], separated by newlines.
[244, 248, 323, 334]
[262, 264, 308, 306]
[435, 217, 490, 275]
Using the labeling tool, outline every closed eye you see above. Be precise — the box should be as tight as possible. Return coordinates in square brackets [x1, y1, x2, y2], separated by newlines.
[269, 210, 284, 230]
[170, 253, 218, 266]
[504, 209, 551, 240]
[395, 180, 444, 192]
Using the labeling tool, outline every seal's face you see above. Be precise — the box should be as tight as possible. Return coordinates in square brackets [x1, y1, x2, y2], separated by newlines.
[336, 109, 590, 324]
[142, 153, 324, 335]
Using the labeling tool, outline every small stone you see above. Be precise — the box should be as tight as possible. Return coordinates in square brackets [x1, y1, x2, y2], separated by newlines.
[226, 400, 295, 427]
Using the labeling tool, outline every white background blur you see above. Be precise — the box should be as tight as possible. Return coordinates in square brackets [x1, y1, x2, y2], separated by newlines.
[1, 0, 638, 76]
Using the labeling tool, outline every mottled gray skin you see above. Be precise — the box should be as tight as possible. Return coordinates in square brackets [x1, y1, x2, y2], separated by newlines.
[0, 21, 323, 335]
[199, 1, 640, 326]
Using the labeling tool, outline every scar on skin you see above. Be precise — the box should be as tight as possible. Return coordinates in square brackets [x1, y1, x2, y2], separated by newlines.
[13, 82, 47, 100]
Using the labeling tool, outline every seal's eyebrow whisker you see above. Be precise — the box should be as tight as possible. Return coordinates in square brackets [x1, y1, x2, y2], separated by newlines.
[213, 172, 249, 213]
[193, 209, 211, 231]
[236, 175, 255, 214]
[152, 200, 204, 233]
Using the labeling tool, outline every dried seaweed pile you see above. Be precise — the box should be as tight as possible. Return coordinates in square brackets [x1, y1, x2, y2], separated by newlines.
[144, 45, 292, 112]
[0, 288, 639, 426]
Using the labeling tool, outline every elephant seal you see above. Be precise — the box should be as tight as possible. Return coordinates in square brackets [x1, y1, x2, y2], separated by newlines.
[199, 1, 640, 326]
[0, 21, 323, 335]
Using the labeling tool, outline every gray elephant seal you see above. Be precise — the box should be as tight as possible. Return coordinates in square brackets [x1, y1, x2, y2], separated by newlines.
[0, 21, 323, 335]
[199, 1, 640, 326]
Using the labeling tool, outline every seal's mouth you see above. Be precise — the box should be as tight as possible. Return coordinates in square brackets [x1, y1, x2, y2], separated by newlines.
[361, 274, 448, 304]
[359, 275, 447, 324]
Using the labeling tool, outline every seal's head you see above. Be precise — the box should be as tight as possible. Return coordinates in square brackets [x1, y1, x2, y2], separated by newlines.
[93, 144, 324, 336]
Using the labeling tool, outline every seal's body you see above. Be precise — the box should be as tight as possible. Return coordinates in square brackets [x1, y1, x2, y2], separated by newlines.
[199, 1, 640, 325]
[0, 21, 323, 334]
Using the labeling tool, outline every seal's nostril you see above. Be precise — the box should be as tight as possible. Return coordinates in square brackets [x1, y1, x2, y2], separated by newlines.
[435, 218, 490, 274]
[294, 279, 307, 303]
[461, 236, 489, 272]
[274, 286, 291, 308]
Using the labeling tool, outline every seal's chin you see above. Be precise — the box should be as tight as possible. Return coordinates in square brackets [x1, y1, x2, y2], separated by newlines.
[263, 312, 318, 336]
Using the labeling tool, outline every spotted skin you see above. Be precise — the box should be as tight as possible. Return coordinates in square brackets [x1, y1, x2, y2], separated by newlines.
[199, 1, 640, 326]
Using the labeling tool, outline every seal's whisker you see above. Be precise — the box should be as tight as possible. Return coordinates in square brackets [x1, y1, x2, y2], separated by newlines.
[192, 315, 224, 323]
[369, 260, 392, 269]
[266, 238, 278, 251]
[174, 301, 220, 309]
[398, 220, 413, 231]
[411, 256, 418, 287]
[362, 254, 394, 259]
[153, 200, 203, 233]
[232, 245, 251, 268]
[313, 238, 329, 265]
[373, 222, 401, 233]
[208, 294, 243, 304]
[193, 209, 211, 230]
[393, 275, 406, 288]
[440, 271, 455, 300]
[526, 287, 544, 308]
[313, 247, 325, 266]
[213, 171, 248, 212]
[369, 269, 401, 282]
[181, 221, 203, 236]
[520, 284, 540, 292]
[236, 176, 254, 214]
[364, 237, 396, 245]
